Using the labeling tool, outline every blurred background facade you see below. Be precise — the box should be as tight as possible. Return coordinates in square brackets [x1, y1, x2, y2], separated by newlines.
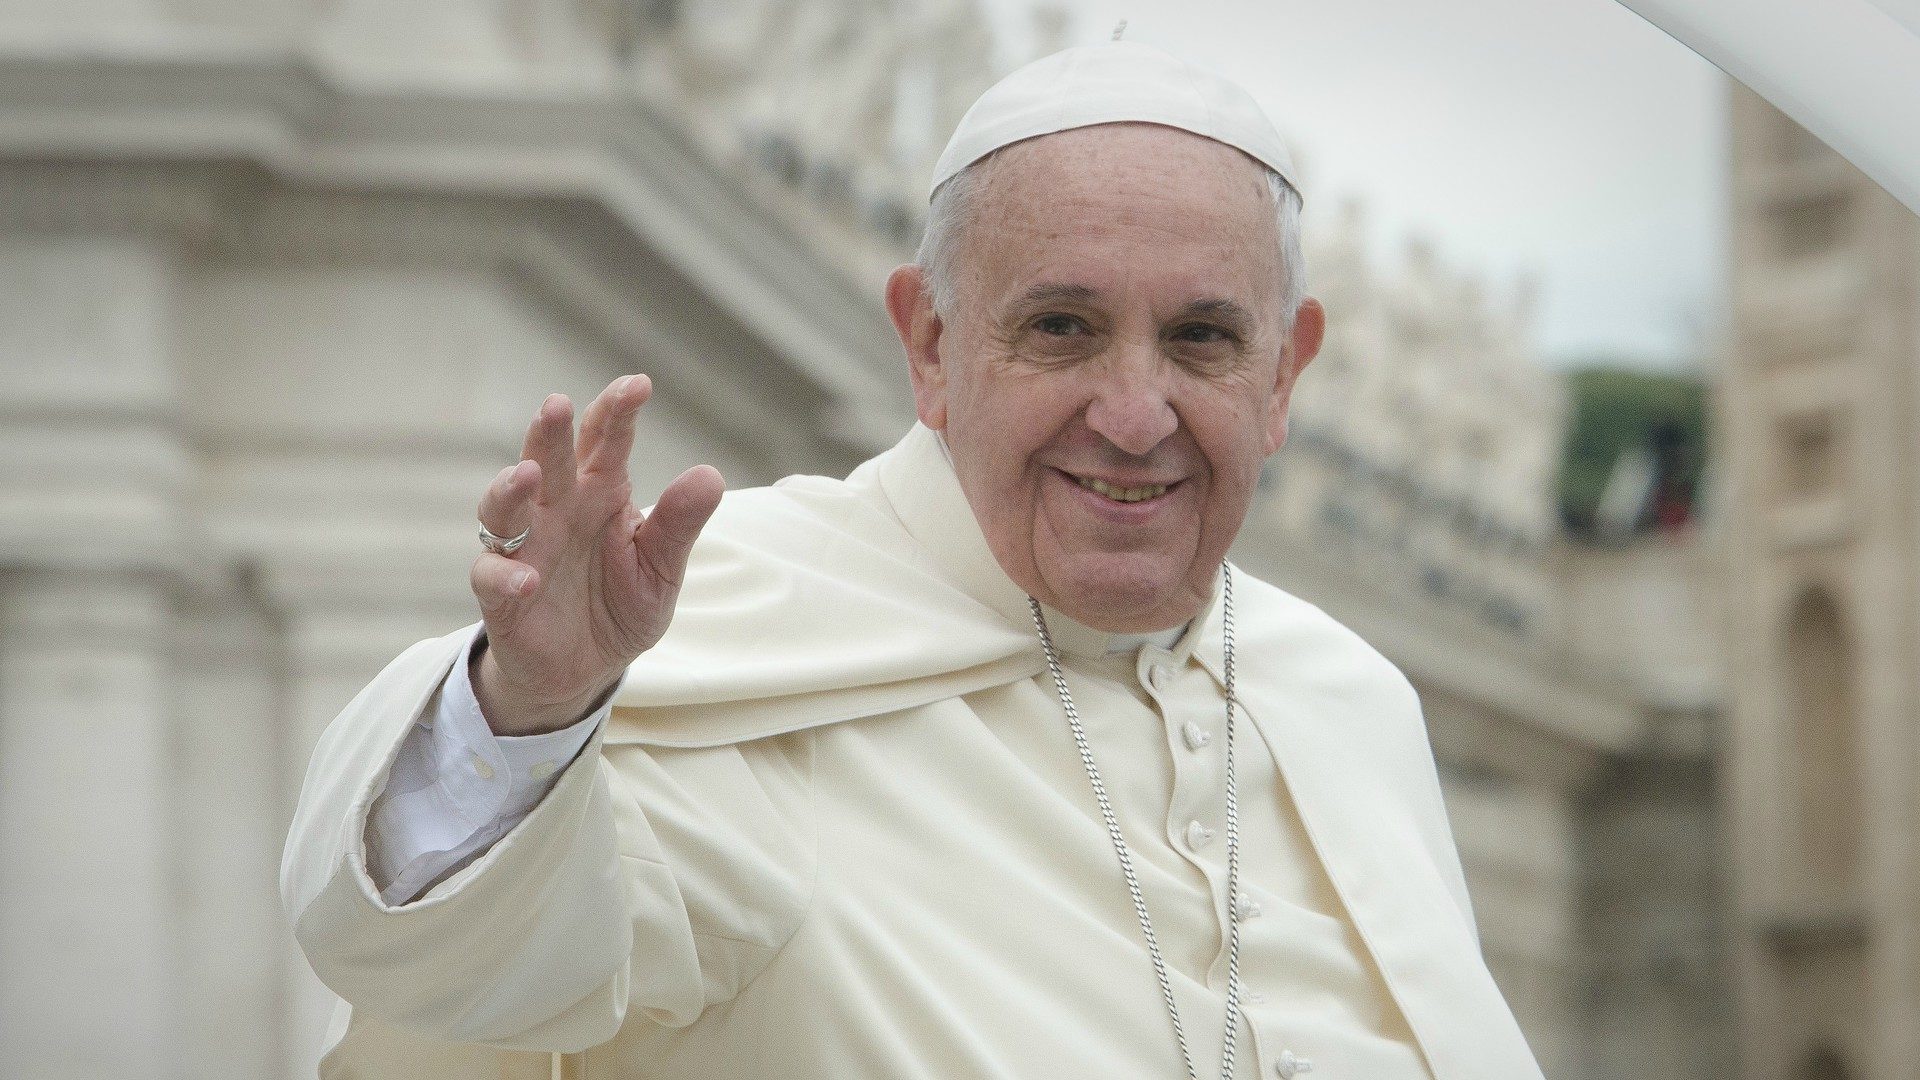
[0, 2, 1908, 1078]
[1719, 85, 1920, 1080]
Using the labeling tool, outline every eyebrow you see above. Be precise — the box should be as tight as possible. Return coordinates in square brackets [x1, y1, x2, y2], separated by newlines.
[1009, 283, 1101, 310]
[1010, 286, 1256, 323]
[1180, 298, 1257, 328]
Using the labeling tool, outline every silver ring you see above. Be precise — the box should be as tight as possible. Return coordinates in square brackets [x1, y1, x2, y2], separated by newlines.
[479, 522, 531, 555]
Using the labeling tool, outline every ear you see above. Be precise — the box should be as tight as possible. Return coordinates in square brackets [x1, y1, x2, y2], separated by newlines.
[1263, 295, 1326, 455]
[885, 264, 950, 431]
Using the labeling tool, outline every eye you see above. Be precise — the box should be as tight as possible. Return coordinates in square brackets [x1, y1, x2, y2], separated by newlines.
[1033, 313, 1087, 337]
[1172, 323, 1235, 344]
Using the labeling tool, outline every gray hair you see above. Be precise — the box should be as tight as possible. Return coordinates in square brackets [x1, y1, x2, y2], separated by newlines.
[915, 157, 1307, 330]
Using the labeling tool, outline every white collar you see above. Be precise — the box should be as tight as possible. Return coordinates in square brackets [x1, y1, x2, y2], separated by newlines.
[1106, 625, 1188, 654]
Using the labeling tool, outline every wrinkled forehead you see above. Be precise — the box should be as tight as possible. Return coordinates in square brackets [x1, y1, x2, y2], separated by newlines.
[954, 123, 1279, 263]
[967, 122, 1282, 221]
[978, 121, 1275, 193]
[960, 126, 1290, 311]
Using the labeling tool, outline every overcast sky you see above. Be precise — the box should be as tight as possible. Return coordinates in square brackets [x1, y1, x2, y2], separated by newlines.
[979, 0, 1727, 371]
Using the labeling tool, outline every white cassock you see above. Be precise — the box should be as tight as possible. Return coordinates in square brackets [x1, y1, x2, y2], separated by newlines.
[281, 423, 1543, 1080]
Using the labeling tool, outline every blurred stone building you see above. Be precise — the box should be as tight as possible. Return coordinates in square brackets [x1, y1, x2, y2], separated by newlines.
[1249, 217, 1727, 1079]
[1717, 84, 1920, 1080]
[0, 3, 1728, 1078]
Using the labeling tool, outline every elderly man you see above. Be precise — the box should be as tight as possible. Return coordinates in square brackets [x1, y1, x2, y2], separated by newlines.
[283, 41, 1541, 1080]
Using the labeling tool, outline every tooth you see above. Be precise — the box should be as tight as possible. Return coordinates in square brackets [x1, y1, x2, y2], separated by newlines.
[1075, 476, 1166, 502]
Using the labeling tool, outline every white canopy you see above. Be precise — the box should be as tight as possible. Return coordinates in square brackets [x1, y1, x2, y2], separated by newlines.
[1614, 0, 1920, 214]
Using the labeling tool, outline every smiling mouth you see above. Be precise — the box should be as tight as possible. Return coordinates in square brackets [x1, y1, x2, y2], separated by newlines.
[1075, 475, 1172, 503]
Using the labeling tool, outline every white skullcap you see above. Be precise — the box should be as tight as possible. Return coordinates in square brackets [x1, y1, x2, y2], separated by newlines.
[929, 40, 1301, 202]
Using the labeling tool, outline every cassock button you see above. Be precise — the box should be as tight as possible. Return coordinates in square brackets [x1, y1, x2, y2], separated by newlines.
[529, 760, 556, 781]
[471, 753, 496, 781]
[1277, 1050, 1313, 1078]
[1148, 664, 1173, 691]
[1185, 819, 1215, 850]
[1182, 720, 1211, 750]
[1233, 892, 1261, 921]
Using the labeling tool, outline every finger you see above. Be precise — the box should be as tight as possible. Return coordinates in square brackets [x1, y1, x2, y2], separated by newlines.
[578, 374, 651, 476]
[477, 459, 540, 543]
[634, 464, 725, 590]
[470, 552, 539, 616]
[520, 394, 577, 504]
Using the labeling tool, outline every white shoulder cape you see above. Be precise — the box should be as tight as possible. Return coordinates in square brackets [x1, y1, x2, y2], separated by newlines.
[597, 424, 1539, 1078]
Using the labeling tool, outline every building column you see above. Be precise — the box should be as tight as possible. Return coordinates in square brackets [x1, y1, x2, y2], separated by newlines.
[0, 234, 187, 1076]
[0, 570, 180, 1076]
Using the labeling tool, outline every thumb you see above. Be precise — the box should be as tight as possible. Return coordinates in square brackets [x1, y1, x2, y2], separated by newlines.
[635, 464, 725, 589]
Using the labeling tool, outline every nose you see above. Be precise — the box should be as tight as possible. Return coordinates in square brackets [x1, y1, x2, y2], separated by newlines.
[1083, 348, 1178, 457]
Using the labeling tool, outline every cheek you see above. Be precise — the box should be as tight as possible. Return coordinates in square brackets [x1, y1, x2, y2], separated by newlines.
[955, 375, 1070, 460]
[1193, 404, 1274, 497]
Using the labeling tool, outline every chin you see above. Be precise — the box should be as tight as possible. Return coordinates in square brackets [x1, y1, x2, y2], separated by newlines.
[1042, 552, 1203, 632]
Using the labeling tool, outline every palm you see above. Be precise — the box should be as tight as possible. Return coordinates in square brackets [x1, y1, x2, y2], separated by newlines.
[470, 376, 724, 732]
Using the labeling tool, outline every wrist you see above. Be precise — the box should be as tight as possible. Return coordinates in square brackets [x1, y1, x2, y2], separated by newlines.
[471, 641, 622, 737]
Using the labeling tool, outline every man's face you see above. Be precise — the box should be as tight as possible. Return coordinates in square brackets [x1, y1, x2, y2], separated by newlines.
[888, 123, 1324, 633]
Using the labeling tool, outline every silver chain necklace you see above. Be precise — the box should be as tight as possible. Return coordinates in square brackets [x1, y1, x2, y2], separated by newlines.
[1027, 563, 1244, 1080]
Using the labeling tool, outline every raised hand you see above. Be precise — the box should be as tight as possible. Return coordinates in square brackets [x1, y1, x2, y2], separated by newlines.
[468, 375, 725, 735]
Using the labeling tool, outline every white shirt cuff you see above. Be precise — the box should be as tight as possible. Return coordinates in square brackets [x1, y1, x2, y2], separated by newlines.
[365, 624, 611, 905]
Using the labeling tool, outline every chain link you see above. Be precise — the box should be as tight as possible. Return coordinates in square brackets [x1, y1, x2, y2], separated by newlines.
[1027, 562, 1244, 1080]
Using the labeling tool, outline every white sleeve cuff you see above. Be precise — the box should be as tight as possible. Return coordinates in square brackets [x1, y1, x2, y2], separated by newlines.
[364, 625, 611, 905]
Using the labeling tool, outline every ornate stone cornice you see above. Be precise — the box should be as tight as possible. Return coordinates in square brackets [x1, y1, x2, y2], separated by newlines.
[1232, 520, 1648, 772]
[0, 47, 910, 458]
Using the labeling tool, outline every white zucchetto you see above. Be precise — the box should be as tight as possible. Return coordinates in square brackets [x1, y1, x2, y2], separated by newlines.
[929, 40, 1302, 201]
